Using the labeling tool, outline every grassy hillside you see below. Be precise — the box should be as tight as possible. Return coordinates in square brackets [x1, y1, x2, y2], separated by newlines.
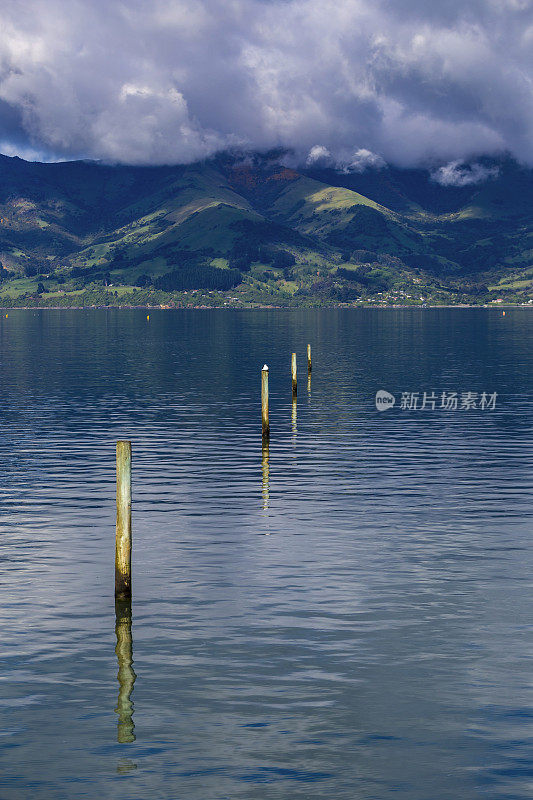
[0, 152, 531, 307]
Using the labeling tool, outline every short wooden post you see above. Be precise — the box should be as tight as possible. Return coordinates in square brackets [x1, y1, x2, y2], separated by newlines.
[307, 343, 312, 375]
[115, 441, 132, 600]
[261, 365, 269, 441]
[291, 353, 297, 397]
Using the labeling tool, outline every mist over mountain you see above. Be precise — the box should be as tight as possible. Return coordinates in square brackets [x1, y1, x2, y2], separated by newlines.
[2, 0, 531, 308]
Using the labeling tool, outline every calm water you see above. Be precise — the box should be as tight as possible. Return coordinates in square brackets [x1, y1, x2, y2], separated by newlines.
[0, 308, 532, 800]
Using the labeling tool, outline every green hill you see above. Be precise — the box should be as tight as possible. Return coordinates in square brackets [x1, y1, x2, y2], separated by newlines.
[0, 152, 531, 307]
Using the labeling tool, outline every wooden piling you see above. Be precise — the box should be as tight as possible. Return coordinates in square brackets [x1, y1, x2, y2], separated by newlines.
[292, 353, 297, 397]
[261, 365, 269, 441]
[115, 441, 132, 600]
[307, 343, 312, 375]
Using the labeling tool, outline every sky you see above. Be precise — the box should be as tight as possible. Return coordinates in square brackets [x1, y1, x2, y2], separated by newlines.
[0, 0, 532, 172]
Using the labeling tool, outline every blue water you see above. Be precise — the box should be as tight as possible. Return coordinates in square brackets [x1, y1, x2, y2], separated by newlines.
[0, 308, 531, 799]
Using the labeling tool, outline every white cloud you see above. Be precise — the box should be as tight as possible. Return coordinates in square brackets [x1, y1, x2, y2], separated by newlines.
[432, 160, 500, 186]
[306, 145, 333, 165]
[306, 145, 386, 172]
[0, 0, 531, 166]
[345, 149, 386, 173]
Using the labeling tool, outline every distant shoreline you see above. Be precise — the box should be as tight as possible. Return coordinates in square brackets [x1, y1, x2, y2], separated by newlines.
[1, 303, 529, 311]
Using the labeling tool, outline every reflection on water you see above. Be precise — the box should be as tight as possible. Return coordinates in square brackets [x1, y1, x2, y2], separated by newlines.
[291, 396, 298, 438]
[261, 441, 270, 512]
[307, 373, 312, 396]
[115, 598, 136, 744]
[117, 758, 138, 775]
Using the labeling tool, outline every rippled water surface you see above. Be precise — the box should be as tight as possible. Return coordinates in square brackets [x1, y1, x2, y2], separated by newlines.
[0, 308, 532, 800]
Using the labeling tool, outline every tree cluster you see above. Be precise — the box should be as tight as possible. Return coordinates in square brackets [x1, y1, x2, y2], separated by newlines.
[153, 265, 242, 291]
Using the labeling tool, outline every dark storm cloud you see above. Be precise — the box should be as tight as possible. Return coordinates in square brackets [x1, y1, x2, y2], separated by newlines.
[0, 0, 532, 168]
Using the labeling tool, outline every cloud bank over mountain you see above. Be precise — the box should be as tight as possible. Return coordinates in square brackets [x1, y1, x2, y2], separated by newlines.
[0, 0, 532, 168]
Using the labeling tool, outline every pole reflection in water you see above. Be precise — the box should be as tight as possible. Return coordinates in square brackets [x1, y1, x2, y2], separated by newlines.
[261, 441, 270, 513]
[115, 598, 136, 744]
[307, 373, 311, 397]
[117, 758, 138, 774]
[292, 397, 298, 440]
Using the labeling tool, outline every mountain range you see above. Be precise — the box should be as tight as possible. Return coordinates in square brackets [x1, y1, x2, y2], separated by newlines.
[0, 151, 532, 306]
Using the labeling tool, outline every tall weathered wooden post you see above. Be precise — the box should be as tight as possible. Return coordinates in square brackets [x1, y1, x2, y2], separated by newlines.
[115, 441, 132, 600]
